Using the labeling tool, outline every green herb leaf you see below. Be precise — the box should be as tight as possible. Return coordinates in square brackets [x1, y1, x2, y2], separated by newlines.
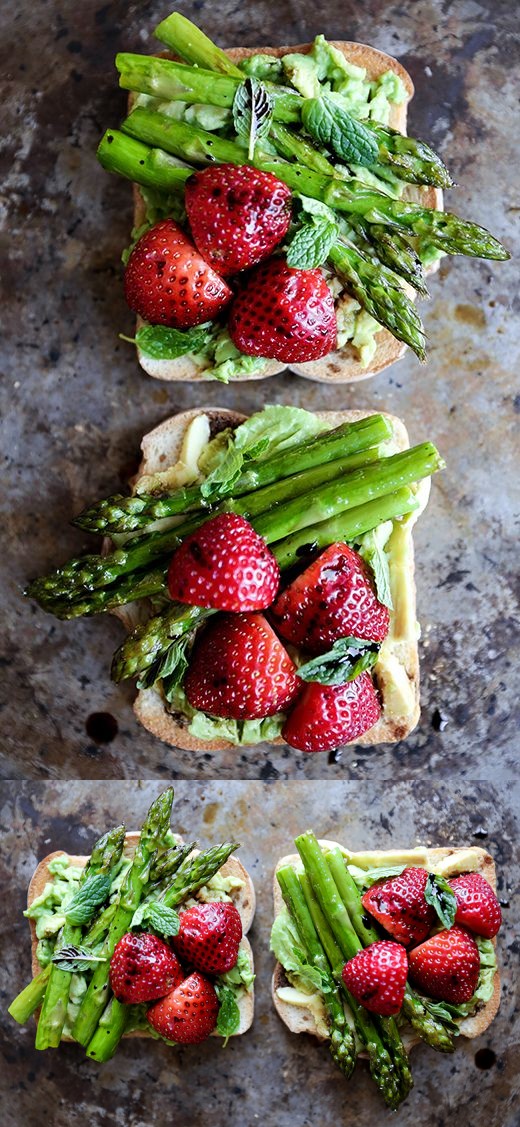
[350, 864, 406, 889]
[232, 77, 273, 159]
[287, 214, 338, 269]
[51, 944, 108, 973]
[420, 997, 464, 1034]
[302, 96, 379, 165]
[120, 323, 213, 361]
[358, 528, 393, 610]
[137, 634, 193, 695]
[215, 983, 241, 1044]
[296, 636, 380, 686]
[131, 901, 180, 938]
[65, 873, 112, 925]
[424, 873, 458, 929]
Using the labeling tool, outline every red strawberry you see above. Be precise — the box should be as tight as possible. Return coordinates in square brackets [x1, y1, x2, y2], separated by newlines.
[185, 612, 299, 720]
[168, 513, 280, 612]
[185, 163, 292, 275]
[282, 672, 380, 752]
[228, 257, 337, 363]
[271, 543, 389, 654]
[109, 932, 183, 1005]
[449, 872, 502, 939]
[341, 940, 408, 1016]
[408, 926, 480, 1004]
[172, 902, 242, 975]
[147, 971, 219, 1044]
[362, 867, 436, 947]
[124, 218, 232, 329]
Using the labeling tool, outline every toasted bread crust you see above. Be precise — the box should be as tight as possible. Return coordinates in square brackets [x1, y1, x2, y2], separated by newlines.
[271, 843, 501, 1045]
[123, 407, 422, 752]
[27, 832, 255, 1040]
[131, 41, 441, 383]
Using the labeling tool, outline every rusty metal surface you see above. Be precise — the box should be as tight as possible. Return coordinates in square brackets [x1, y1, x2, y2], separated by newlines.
[1, 780, 518, 1127]
[1, 0, 519, 781]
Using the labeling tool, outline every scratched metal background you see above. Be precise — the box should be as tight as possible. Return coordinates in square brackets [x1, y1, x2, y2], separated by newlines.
[0, 0, 519, 783]
[1, 780, 518, 1127]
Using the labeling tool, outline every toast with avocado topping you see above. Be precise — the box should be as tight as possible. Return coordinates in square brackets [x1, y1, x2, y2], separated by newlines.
[25, 404, 444, 756]
[271, 836, 501, 1109]
[96, 12, 508, 384]
[9, 789, 255, 1057]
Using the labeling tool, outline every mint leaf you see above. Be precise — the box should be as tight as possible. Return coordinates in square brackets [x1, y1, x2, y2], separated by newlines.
[232, 77, 273, 159]
[296, 636, 380, 686]
[351, 864, 406, 889]
[137, 635, 193, 695]
[302, 96, 378, 165]
[121, 323, 213, 361]
[215, 983, 241, 1044]
[424, 873, 458, 929]
[131, 901, 180, 938]
[65, 874, 112, 925]
[51, 944, 108, 973]
[287, 215, 338, 269]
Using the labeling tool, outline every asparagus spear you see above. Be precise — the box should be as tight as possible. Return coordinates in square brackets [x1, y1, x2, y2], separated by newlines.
[97, 128, 190, 193]
[34, 824, 126, 1050]
[159, 842, 239, 907]
[120, 109, 508, 260]
[351, 219, 429, 296]
[8, 965, 51, 1025]
[326, 851, 455, 1054]
[111, 485, 419, 683]
[72, 788, 174, 1047]
[296, 834, 412, 1104]
[116, 47, 452, 188]
[328, 241, 426, 357]
[276, 866, 357, 1079]
[75, 414, 392, 534]
[298, 871, 404, 1109]
[149, 841, 197, 884]
[155, 12, 245, 77]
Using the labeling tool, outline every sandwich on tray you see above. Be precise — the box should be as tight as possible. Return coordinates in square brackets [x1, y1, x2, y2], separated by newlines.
[8, 788, 255, 1060]
[26, 403, 444, 754]
[271, 832, 502, 1108]
[96, 11, 508, 384]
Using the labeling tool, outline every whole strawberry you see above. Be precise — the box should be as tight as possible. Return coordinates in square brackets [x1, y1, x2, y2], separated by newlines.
[109, 932, 183, 1005]
[168, 513, 280, 612]
[147, 971, 219, 1044]
[362, 867, 436, 946]
[185, 164, 292, 275]
[281, 671, 380, 752]
[228, 257, 337, 363]
[172, 902, 242, 975]
[341, 940, 408, 1016]
[408, 925, 480, 1004]
[271, 543, 390, 653]
[449, 872, 502, 939]
[185, 612, 300, 720]
[124, 218, 232, 328]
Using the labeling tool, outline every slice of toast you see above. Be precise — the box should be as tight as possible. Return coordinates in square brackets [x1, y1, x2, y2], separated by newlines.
[131, 41, 441, 384]
[272, 842, 501, 1047]
[27, 832, 256, 1039]
[114, 406, 426, 751]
